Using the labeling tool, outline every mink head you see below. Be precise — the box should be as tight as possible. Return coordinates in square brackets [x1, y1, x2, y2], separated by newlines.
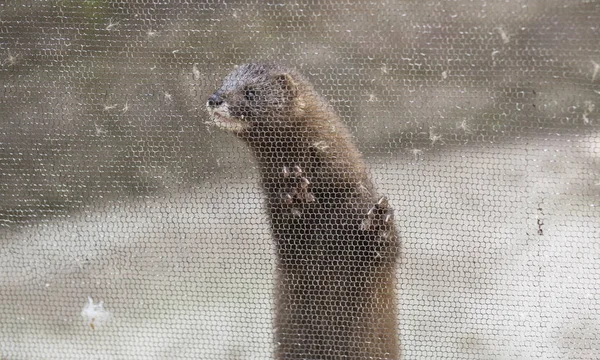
[206, 63, 302, 136]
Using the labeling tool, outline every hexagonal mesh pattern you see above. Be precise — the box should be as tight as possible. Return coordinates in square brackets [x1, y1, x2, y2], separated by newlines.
[0, 1, 598, 359]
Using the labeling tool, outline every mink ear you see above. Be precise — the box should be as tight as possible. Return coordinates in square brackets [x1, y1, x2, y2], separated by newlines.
[274, 73, 298, 96]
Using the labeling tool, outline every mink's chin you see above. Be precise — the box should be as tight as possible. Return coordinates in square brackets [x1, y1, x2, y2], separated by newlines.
[207, 107, 248, 132]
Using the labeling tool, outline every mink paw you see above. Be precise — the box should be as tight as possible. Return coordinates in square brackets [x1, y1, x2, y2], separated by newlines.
[361, 196, 395, 231]
[280, 166, 316, 209]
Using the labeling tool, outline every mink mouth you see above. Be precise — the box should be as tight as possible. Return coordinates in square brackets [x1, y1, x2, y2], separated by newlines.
[206, 106, 248, 132]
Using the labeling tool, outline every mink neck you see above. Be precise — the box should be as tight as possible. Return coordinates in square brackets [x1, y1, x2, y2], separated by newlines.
[246, 126, 312, 167]
[244, 124, 368, 206]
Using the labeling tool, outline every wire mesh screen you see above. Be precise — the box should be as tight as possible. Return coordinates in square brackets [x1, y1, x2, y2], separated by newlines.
[1, 1, 599, 359]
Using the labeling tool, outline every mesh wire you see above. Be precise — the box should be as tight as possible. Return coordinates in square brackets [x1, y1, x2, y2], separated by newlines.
[1, 1, 599, 359]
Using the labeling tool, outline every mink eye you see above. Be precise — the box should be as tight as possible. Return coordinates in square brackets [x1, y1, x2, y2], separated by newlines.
[244, 88, 257, 101]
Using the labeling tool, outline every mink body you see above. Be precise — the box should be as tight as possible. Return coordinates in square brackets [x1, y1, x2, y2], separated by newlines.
[207, 63, 400, 360]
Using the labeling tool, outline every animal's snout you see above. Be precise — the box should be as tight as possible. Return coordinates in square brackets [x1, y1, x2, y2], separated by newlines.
[207, 93, 223, 107]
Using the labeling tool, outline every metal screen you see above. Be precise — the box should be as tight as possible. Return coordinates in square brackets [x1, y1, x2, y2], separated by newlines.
[1, 1, 599, 359]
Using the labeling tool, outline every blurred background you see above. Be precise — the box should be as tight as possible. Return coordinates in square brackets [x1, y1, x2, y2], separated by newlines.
[0, 0, 598, 359]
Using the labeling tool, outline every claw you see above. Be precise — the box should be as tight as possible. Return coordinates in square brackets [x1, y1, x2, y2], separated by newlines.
[300, 177, 310, 189]
[305, 193, 316, 202]
[361, 218, 371, 231]
[283, 166, 290, 178]
[384, 213, 394, 224]
[377, 196, 388, 208]
[312, 140, 330, 152]
[293, 166, 302, 176]
[357, 183, 372, 197]
[283, 194, 293, 204]
[366, 207, 376, 218]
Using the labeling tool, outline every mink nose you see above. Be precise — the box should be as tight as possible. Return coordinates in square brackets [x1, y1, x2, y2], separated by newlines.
[207, 93, 223, 107]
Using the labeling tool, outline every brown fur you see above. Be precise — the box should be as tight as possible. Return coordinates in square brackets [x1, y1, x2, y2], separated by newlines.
[207, 63, 400, 359]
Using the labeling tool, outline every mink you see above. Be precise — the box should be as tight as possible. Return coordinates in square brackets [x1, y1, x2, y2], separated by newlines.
[206, 63, 400, 360]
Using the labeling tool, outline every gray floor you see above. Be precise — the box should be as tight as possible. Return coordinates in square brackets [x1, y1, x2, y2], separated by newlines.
[2, 134, 598, 359]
